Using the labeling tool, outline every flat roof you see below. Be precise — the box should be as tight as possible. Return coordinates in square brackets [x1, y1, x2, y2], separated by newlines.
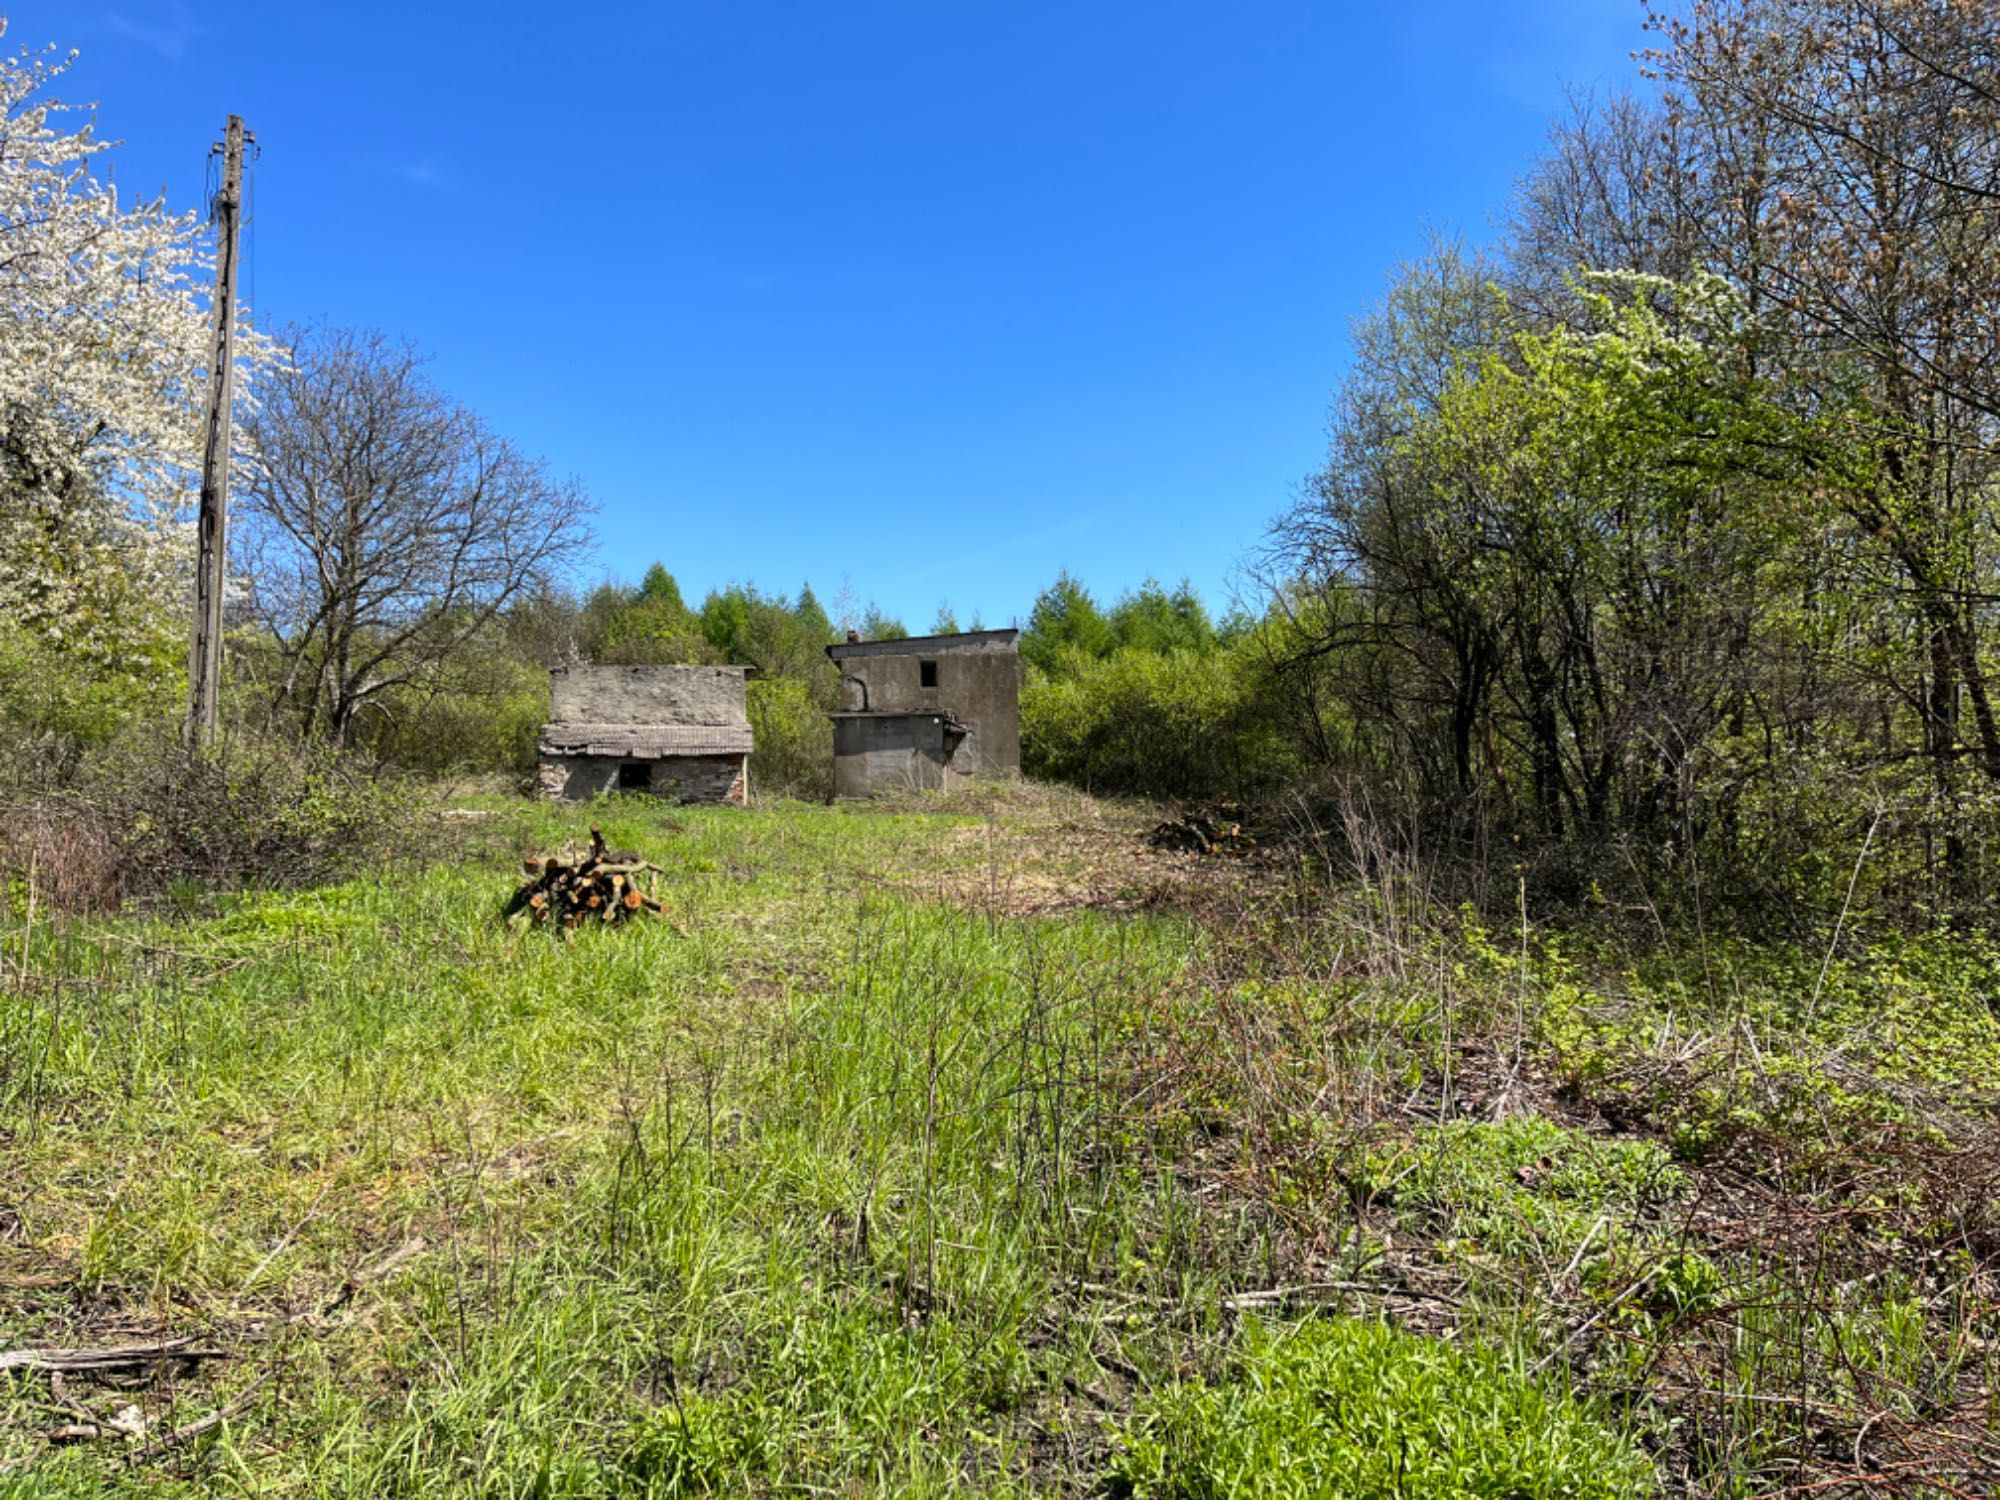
[827, 627, 1018, 662]
[827, 710, 959, 719]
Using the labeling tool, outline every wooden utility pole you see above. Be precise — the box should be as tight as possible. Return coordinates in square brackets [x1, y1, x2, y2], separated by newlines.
[185, 114, 247, 747]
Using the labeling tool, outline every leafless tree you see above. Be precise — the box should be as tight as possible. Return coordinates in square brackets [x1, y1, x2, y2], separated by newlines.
[1506, 90, 1714, 327]
[238, 325, 593, 745]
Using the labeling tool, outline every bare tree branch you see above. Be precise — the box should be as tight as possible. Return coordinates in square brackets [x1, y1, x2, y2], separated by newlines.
[237, 324, 594, 745]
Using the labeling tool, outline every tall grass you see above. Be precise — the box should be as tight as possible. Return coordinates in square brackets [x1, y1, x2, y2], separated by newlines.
[9, 791, 1990, 1493]
[4, 800, 1257, 1493]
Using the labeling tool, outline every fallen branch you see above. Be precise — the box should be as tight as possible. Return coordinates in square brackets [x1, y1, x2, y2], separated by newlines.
[318, 1235, 428, 1318]
[0, 1338, 228, 1375]
[1527, 1266, 1660, 1379]
[240, 1181, 331, 1293]
[1222, 1279, 1462, 1312]
[0, 1268, 70, 1290]
[128, 1375, 268, 1463]
[1060, 1371, 1119, 1410]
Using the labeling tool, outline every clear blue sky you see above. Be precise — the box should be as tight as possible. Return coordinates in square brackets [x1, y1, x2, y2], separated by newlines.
[8, 1, 1651, 630]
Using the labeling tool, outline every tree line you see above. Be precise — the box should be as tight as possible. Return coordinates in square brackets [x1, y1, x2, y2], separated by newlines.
[1024, 0, 2000, 918]
[1246, 0, 2000, 915]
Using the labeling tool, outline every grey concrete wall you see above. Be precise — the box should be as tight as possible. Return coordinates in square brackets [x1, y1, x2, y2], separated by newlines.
[549, 665, 749, 727]
[830, 637, 1020, 779]
[540, 753, 748, 805]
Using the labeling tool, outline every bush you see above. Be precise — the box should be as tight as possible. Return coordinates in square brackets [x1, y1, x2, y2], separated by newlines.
[2, 735, 424, 913]
[0, 798, 125, 917]
[746, 675, 833, 800]
[355, 675, 550, 779]
[0, 617, 180, 778]
[1022, 644, 1298, 802]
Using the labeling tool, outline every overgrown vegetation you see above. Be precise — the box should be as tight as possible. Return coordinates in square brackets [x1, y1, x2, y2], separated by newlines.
[5, 0, 2000, 1493]
[1255, 0, 2000, 922]
[2, 740, 424, 916]
[5, 790, 1995, 1493]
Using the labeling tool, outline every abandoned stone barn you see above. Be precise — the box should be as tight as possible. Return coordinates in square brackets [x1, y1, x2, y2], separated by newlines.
[538, 665, 753, 804]
[825, 628, 1020, 798]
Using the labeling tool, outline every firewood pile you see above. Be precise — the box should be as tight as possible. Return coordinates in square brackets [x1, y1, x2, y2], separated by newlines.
[504, 825, 667, 929]
[1146, 804, 1259, 856]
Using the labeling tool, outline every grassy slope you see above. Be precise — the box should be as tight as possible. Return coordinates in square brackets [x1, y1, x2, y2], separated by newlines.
[1, 789, 1995, 1495]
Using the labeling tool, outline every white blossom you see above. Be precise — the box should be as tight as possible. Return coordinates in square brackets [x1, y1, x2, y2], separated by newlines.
[0, 22, 270, 668]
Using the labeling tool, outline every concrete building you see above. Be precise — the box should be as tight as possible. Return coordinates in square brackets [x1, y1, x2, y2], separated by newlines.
[825, 628, 1020, 798]
[538, 665, 753, 804]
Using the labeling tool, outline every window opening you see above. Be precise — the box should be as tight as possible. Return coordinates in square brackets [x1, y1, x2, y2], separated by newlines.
[919, 660, 939, 688]
[617, 761, 650, 790]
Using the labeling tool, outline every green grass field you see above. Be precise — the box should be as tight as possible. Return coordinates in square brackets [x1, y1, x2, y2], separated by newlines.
[2, 789, 1996, 1495]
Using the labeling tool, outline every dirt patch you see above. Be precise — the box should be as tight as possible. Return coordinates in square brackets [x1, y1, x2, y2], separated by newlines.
[888, 789, 1290, 921]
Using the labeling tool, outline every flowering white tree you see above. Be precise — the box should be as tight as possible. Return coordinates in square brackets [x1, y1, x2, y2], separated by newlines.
[0, 23, 253, 693]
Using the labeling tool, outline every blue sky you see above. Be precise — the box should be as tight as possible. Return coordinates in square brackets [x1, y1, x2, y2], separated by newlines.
[10, 2, 1652, 629]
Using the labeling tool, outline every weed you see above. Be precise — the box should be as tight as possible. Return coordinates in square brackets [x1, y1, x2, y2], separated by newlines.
[1109, 1315, 1655, 1498]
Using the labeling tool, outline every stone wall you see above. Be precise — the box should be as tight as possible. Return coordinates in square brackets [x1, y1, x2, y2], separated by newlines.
[548, 665, 749, 728]
[540, 753, 748, 805]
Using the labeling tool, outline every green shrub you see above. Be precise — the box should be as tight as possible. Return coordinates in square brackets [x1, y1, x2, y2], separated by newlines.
[0, 617, 179, 778]
[746, 675, 833, 800]
[1022, 644, 1298, 802]
[345, 656, 551, 778]
[1110, 1316, 1654, 1499]
[1369, 1116, 1683, 1264]
[117, 739, 425, 894]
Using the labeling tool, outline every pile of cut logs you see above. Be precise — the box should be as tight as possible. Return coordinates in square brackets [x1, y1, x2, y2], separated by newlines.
[505, 825, 667, 929]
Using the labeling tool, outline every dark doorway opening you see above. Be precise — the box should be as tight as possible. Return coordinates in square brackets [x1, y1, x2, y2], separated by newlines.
[617, 761, 651, 791]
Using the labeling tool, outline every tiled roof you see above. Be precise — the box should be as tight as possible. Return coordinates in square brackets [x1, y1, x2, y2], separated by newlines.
[538, 722, 754, 758]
